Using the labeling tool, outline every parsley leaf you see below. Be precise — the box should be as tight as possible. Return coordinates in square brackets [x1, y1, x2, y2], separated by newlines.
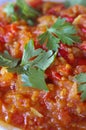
[21, 39, 57, 91]
[21, 39, 57, 71]
[4, 3, 18, 21]
[21, 40, 43, 66]
[0, 51, 20, 68]
[29, 50, 57, 70]
[4, 0, 40, 25]
[0, 39, 56, 91]
[75, 73, 86, 101]
[65, 0, 86, 7]
[16, 0, 40, 19]
[8, 65, 24, 74]
[39, 31, 60, 51]
[38, 17, 80, 51]
[22, 67, 48, 91]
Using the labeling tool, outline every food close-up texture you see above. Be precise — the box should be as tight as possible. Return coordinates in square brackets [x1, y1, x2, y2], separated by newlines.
[0, 0, 86, 130]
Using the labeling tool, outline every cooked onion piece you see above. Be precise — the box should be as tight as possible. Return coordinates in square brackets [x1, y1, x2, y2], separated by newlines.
[0, 120, 22, 130]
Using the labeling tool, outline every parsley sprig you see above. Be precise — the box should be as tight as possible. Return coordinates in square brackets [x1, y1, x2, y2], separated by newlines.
[65, 0, 86, 7]
[4, 3, 18, 21]
[16, 0, 40, 19]
[0, 51, 20, 69]
[38, 17, 80, 51]
[75, 73, 86, 101]
[0, 40, 57, 91]
[4, 0, 40, 24]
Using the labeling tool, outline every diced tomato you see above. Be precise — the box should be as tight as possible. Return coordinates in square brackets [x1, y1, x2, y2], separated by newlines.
[0, 37, 5, 43]
[61, 15, 74, 23]
[11, 111, 24, 125]
[0, 23, 18, 45]
[74, 65, 86, 74]
[59, 44, 74, 65]
[34, 40, 43, 49]
[58, 110, 71, 125]
[51, 70, 62, 80]
[46, 68, 61, 82]
[81, 27, 86, 33]
[48, 4, 65, 16]
[26, 0, 43, 8]
[59, 48, 68, 60]
[59, 44, 69, 61]
[80, 41, 86, 50]
[5, 23, 18, 36]
[34, 40, 47, 50]
[76, 58, 86, 65]
[0, 26, 5, 44]
[3, 23, 19, 44]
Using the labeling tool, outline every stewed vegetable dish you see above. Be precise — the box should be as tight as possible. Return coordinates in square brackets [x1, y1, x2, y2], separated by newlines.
[0, 0, 86, 130]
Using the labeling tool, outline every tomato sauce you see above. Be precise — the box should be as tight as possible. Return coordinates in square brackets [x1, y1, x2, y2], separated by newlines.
[0, 1, 86, 130]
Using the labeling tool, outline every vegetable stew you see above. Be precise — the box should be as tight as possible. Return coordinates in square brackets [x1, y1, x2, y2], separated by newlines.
[0, 0, 86, 130]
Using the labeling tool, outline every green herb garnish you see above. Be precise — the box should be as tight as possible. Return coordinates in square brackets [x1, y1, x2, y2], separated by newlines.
[16, 0, 40, 19]
[75, 73, 86, 101]
[38, 17, 80, 51]
[4, 3, 18, 21]
[22, 67, 47, 91]
[0, 51, 20, 68]
[4, 0, 40, 24]
[65, 0, 86, 7]
[0, 39, 57, 91]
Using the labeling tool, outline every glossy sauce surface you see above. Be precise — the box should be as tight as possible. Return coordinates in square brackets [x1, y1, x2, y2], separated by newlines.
[0, 1, 86, 130]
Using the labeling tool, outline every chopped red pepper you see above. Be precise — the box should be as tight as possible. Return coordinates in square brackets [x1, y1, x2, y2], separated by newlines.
[26, 0, 43, 8]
